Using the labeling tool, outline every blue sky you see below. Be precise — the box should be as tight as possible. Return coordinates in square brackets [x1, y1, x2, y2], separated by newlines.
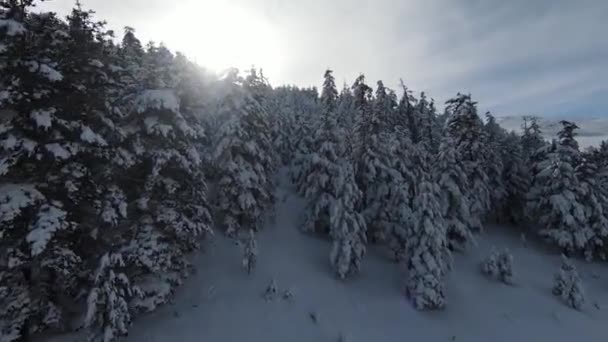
[37, 0, 607, 117]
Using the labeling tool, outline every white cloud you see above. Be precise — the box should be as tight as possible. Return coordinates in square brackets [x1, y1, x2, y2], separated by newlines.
[37, 0, 608, 117]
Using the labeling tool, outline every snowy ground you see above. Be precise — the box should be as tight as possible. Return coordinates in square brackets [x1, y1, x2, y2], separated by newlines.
[52, 169, 608, 342]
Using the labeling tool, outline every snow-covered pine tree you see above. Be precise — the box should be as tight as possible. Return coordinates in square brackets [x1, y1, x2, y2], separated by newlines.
[84, 252, 140, 342]
[483, 112, 507, 219]
[405, 145, 451, 310]
[500, 132, 530, 224]
[396, 80, 419, 143]
[352, 77, 406, 243]
[521, 116, 546, 163]
[335, 84, 357, 159]
[444, 93, 490, 233]
[415, 92, 442, 154]
[214, 69, 274, 236]
[414, 92, 430, 144]
[321, 69, 339, 117]
[383, 139, 416, 261]
[527, 121, 589, 255]
[300, 70, 350, 234]
[481, 248, 514, 285]
[435, 139, 474, 251]
[480, 248, 499, 277]
[596, 141, 608, 168]
[575, 151, 608, 260]
[328, 160, 368, 279]
[297, 70, 367, 278]
[1, 15, 66, 337]
[351, 74, 374, 156]
[288, 87, 322, 188]
[416, 95, 442, 154]
[553, 255, 585, 310]
[1, 3, 129, 339]
[597, 157, 608, 258]
[117, 41, 212, 315]
[265, 86, 294, 166]
[243, 68, 279, 170]
[496, 250, 515, 285]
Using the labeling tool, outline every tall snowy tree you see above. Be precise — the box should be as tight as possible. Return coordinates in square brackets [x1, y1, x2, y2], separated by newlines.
[527, 121, 589, 255]
[500, 132, 530, 224]
[521, 116, 547, 164]
[288, 87, 322, 188]
[442, 93, 489, 243]
[85, 37, 214, 336]
[405, 145, 451, 310]
[414, 92, 441, 153]
[435, 140, 473, 250]
[299, 70, 367, 278]
[329, 160, 368, 279]
[0, 3, 130, 339]
[214, 69, 275, 236]
[299, 70, 345, 233]
[351, 77, 409, 243]
[575, 151, 608, 260]
[483, 112, 507, 218]
[396, 81, 419, 143]
[335, 84, 357, 159]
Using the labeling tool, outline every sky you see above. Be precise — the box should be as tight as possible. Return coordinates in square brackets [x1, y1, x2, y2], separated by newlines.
[36, 0, 608, 117]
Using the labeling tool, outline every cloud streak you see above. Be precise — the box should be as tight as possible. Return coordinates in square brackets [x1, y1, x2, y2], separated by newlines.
[38, 0, 608, 117]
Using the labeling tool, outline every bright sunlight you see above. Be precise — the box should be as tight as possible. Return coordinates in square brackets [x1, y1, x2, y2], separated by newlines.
[157, 0, 284, 74]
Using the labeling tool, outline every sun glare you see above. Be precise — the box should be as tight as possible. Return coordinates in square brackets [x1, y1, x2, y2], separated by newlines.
[158, 1, 284, 76]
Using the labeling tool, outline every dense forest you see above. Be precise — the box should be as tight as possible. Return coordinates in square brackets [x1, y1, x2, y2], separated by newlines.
[1, 1, 608, 341]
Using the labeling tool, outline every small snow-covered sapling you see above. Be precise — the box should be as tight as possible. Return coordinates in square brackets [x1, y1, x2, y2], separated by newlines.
[497, 250, 515, 284]
[282, 287, 295, 301]
[242, 230, 258, 275]
[481, 247, 515, 284]
[263, 278, 278, 301]
[553, 254, 585, 310]
[481, 248, 499, 278]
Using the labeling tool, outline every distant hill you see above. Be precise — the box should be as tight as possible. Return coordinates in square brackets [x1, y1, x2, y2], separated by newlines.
[497, 115, 608, 148]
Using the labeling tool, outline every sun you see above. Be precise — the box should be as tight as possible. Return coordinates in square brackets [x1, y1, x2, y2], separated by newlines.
[158, 1, 284, 76]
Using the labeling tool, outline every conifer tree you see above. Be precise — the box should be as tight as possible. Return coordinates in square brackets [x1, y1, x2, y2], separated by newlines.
[115, 39, 213, 318]
[483, 112, 507, 218]
[435, 140, 473, 250]
[335, 84, 357, 158]
[527, 121, 588, 254]
[300, 70, 351, 233]
[298, 71, 367, 278]
[352, 76, 407, 243]
[397, 81, 419, 143]
[405, 146, 451, 310]
[214, 69, 274, 236]
[553, 255, 585, 310]
[0, 3, 128, 338]
[576, 152, 608, 260]
[418, 96, 442, 154]
[521, 116, 546, 162]
[500, 132, 530, 223]
[444, 94, 490, 233]
[328, 160, 368, 279]
[85, 253, 140, 342]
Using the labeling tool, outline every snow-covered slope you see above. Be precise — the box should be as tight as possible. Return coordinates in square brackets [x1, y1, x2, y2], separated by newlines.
[497, 115, 608, 148]
[51, 169, 608, 342]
